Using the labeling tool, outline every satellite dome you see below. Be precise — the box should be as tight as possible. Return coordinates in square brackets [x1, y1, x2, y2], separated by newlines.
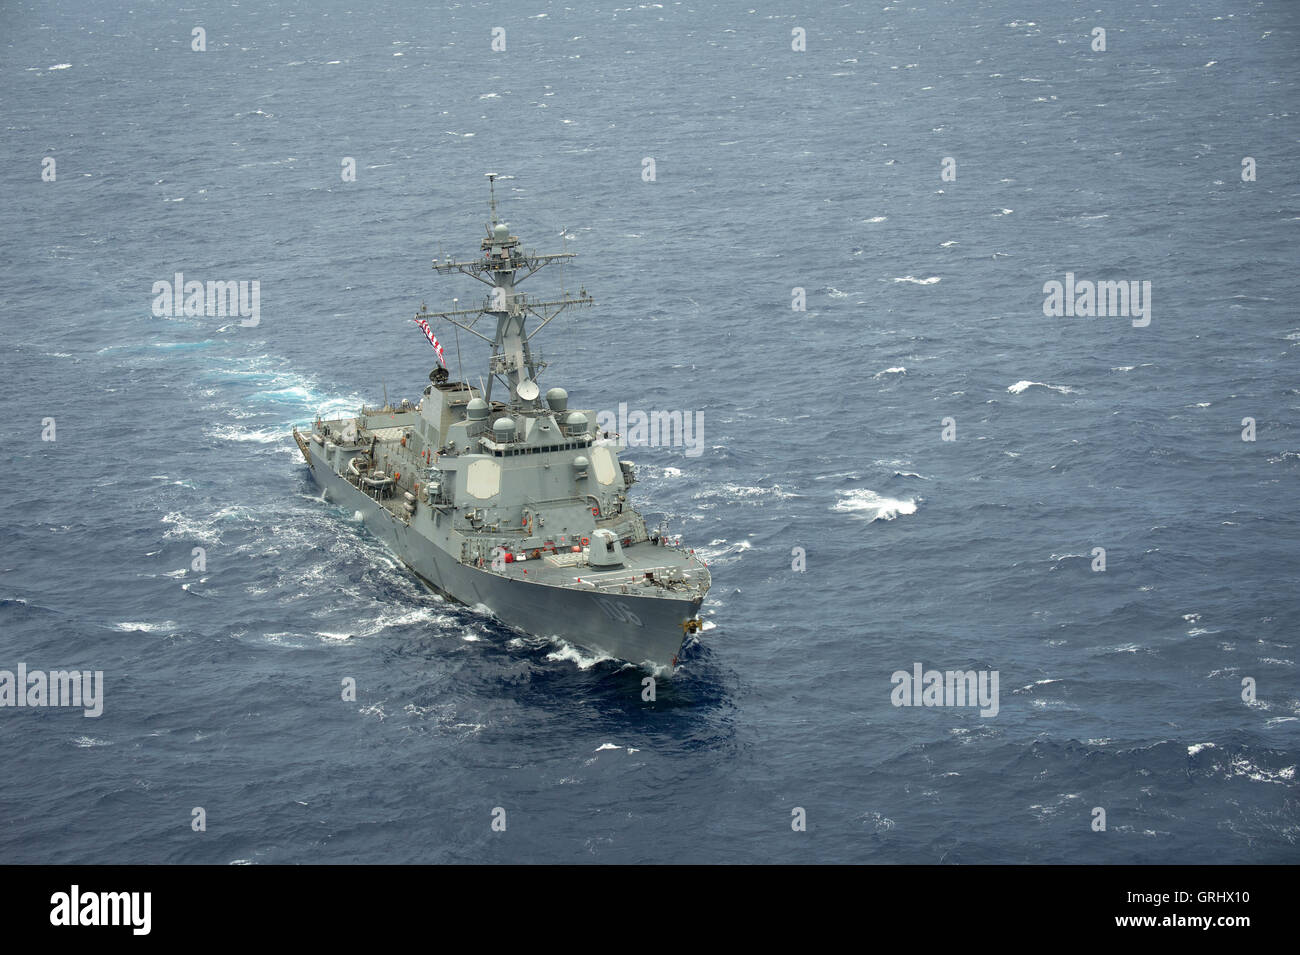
[467, 397, 489, 420]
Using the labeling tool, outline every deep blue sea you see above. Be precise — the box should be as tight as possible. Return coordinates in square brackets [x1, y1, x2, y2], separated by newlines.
[2, 0, 1297, 864]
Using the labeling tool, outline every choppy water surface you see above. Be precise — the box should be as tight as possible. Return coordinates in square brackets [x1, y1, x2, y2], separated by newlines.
[1, 1, 1296, 862]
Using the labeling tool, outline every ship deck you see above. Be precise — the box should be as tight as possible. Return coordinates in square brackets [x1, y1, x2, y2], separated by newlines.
[488, 540, 708, 597]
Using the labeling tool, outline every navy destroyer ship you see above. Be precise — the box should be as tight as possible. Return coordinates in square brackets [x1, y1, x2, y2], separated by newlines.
[293, 176, 709, 669]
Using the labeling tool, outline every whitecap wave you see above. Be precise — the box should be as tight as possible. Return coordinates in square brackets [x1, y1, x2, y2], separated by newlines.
[833, 488, 918, 521]
[545, 641, 614, 670]
[1007, 380, 1076, 395]
[113, 621, 178, 633]
[696, 539, 750, 563]
[694, 483, 798, 505]
[207, 423, 284, 444]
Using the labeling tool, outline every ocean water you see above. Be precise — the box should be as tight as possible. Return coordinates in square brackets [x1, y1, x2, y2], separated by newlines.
[1, 0, 1297, 863]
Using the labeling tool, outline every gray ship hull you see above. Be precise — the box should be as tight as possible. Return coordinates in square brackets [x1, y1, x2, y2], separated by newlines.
[306, 443, 701, 669]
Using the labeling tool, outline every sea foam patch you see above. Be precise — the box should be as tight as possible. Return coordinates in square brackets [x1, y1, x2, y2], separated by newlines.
[833, 489, 918, 522]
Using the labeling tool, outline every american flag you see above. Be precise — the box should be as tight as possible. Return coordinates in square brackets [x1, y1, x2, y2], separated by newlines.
[414, 318, 447, 368]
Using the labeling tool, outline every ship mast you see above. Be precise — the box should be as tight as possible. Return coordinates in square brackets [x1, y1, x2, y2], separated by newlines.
[414, 173, 594, 408]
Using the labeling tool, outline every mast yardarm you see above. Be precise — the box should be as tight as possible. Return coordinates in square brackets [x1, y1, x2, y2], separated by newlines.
[414, 173, 594, 407]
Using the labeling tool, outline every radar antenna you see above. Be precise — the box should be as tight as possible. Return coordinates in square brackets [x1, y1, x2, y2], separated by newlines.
[415, 175, 594, 408]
